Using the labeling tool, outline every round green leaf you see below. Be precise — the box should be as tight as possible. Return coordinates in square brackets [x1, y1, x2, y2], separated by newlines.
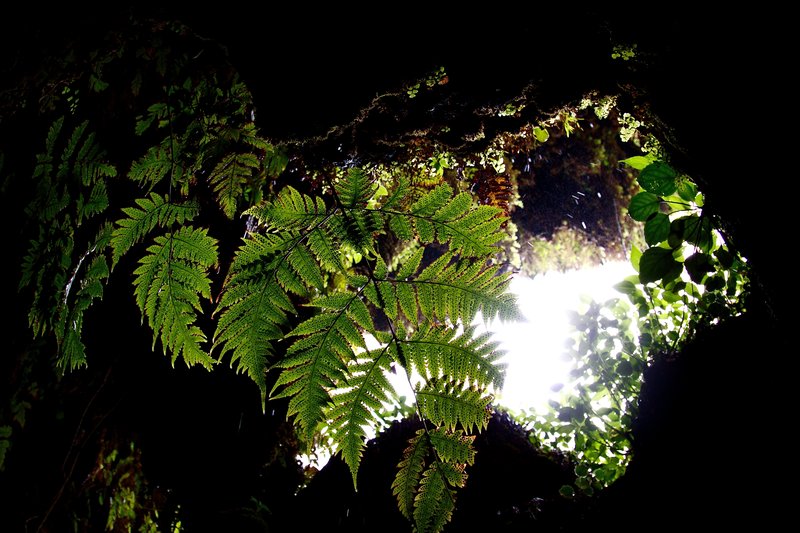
[639, 247, 682, 284]
[638, 161, 677, 196]
[628, 192, 660, 221]
[630, 245, 642, 272]
[704, 275, 726, 291]
[620, 155, 653, 170]
[575, 476, 591, 490]
[683, 215, 714, 253]
[714, 248, 734, 269]
[533, 126, 550, 143]
[644, 213, 670, 245]
[667, 217, 686, 248]
[684, 253, 714, 283]
[616, 360, 633, 376]
[613, 279, 637, 296]
[676, 176, 698, 202]
[661, 290, 682, 303]
[575, 463, 589, 477]
[559, 485, 576, 498]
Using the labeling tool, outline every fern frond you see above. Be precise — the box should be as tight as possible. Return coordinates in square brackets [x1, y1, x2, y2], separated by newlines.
[110, 193, 199, 267]
[272, 291, 371, 442]
[416, 378, 492, 432]
[246, 186, 328, 230]
[380, 183, 506, 257]
[43, 116, 64, 156]
[336, 167, 376, 208]
[76, 181, 109, 226]
[208, 152, 260, 219]
[394, 428, 473, 533]
[414, 460, 464, 533]
[326, 344, 395, 488]
[72, 130, 117, 184]
[392, 429, 430, 520]
[22, 117, 115, 343]
[428, 428, 476, 465]
[214, 230, 332, 404]
[30, 118, 115, 223]
[401, 324, 505, 390]
[306, 223, 345, 272]
[54, 224, 113, 370]
[129, 138, 188, 189]
[365, 251, 519, 327]
[132, 226, 218, 368]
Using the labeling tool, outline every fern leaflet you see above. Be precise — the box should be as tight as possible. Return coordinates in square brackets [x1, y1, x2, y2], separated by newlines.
[401, 324, 505, 390]
[271, 289, 371, 444]
[133, 226, 218, 368]
[427, 428, 476, 465]
[326, 343, 396, 488]
[110, 193, 199, 267]
[21, 117, 115, 345]
[416, 378, 492, 432]
[208, 152, 261, 219]
[54, 224, 113, 370]
[364, 250, 519, 327]
[392, 430, 430, 520]
[129, 138, 189, 190]
[413, 460, 464, 533]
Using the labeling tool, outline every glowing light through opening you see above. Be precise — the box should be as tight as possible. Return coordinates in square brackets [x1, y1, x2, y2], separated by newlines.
[385, 261, 635, 413]
[480, 261, 635, 413]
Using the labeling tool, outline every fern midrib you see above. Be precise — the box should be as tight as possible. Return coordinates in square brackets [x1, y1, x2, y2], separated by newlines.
[417, 388, 486, 415]
[359, 206, 497, 255]
[399, 337, 501, 387]
[226, 209, 338, 343]
[305, 280, 368, 370]
[339, 340, 391, 430]
[391, 277, 500, 306]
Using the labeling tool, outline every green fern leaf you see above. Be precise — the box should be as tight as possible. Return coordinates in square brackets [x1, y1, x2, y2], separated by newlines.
[110, 193, 199, 267]
[416, 378, 492, 432]
[306, 224, 344, 272]
[132, 226, 218, 368]
[53, 225, 113, 370]
[214, 229, 331, 405]
[73, 130, 117, 184]
[247, 186, 328, 230]
[392, 429, 430, 520]
[129, 139, 188, 189]
[396, 282, 418, 323]
[372, 251, 519, 328]
[383, 182, 506, 257]
[326, 344, 395, 488]
[208, 152, 261, 218]
[43, 116, 65, 156]
[273, 291, 370, 443]
[287, 244, 325, 292]
[381, 175, 412, 211]
[76, 181, 109, 226]
[413, 461, 464, 533]
[389, 213, 415, 241]
[395, 246, 424, 279]
[402, 324, 505, 390]
[270, 342, 347, 444]
[441, 204, 505, 257]
[428, 428, 476, 465]
[22, 118, 115, 344]
[213, 270, 294, 403]
[336, 168, 376, 208]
